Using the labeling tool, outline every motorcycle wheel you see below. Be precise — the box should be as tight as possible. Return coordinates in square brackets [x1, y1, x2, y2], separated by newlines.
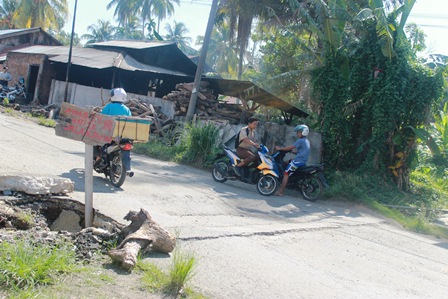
[301, 177, 323, 202]
[256, 174, 278, 196]
[212, 161, 228, 183]
[109, 152, 126, 188]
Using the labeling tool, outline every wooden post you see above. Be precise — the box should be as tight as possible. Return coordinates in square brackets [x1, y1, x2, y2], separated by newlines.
[85, 144, 94, 227]
[185, 0, 219, 121]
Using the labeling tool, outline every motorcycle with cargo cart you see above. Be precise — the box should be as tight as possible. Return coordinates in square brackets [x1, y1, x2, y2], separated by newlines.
[94, 116, 151, 187]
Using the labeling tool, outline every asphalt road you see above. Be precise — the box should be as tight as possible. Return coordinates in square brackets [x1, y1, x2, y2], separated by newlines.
[1, 111, 448, 299]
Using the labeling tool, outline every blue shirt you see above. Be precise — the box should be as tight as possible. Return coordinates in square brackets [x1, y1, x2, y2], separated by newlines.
[101, 102, 132, 116]
[293, 137, 310, 164]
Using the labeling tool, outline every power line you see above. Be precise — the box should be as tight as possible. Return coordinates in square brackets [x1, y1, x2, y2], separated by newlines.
[409, 13, 448, 19]
[179, 0, 211, 6]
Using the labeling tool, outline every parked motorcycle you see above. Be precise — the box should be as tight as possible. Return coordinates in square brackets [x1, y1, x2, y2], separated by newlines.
[212, 144, 280, 196]
[271, 149, 326, 201]
[0, 77, 27, 103]
[94, 138, 134, 187]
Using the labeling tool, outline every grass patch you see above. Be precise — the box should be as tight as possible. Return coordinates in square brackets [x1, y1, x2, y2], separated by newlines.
[37, 116, 56, 127]
[2, 107, 14, 114]
[324, 171, 448, 239]
[0, 240, 78, 292]
[134, 122, 220, 169]
[134, 138, 185, 162]
[138, 250, 203, 298]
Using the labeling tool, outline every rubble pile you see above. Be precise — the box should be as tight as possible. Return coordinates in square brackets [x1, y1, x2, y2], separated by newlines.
[0, 195, 175, 268]
[163, 82, 250, 124]
[0, 196, 123, 261]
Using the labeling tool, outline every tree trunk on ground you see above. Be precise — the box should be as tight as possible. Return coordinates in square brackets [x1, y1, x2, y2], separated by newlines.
[108, 209, 176, 269]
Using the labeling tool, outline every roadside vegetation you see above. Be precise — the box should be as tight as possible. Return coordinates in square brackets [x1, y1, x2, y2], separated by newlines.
[1, 0, 447, 295]
[0, 238, 203, 298]
[134, 118, 448, 240]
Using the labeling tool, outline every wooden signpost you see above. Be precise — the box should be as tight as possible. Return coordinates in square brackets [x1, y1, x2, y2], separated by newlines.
[56, 102, 116, 227]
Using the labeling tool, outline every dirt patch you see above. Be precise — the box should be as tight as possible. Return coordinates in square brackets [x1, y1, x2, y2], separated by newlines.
[0, 194, 166, 299]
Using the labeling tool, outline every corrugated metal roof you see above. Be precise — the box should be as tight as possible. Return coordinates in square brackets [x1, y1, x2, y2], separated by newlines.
[205, 78, 309, 118]
[10, 45, 191, 76]
[88, 40, 175, 50]
[0, 28, 62, 46]
[0, 28, 41, 38]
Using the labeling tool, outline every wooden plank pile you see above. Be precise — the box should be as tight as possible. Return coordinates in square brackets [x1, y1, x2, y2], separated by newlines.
[89, 99, 169, 134]
[163, 82, 250, 124]
[125, 99, 167, 133]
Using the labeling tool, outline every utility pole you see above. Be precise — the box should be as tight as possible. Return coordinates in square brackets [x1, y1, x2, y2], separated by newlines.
[63, 0, 78, 103]
[185, 0, 219, 121]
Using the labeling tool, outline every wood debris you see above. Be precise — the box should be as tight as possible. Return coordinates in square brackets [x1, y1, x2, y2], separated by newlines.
[163, 82, 252, 124]
[108, 209, 175, 270]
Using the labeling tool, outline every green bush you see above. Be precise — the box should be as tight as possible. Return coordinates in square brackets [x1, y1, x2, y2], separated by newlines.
[134, 122, 220, 169]
[133, 138, 185, 162]
[181, 123, 220, 167]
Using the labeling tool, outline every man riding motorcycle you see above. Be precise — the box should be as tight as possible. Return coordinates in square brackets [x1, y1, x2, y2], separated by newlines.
[94, 88, 132, 173]
[233, 117, 260, 177]
[274, 124, 311, 196]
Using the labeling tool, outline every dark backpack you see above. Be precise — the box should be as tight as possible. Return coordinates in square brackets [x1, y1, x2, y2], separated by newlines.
[234, 127, 249, 149]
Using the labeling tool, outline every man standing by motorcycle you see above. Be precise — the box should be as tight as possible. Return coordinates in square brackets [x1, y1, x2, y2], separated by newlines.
[94, 88, 132, 170]
[234, 117, 261, 177]
[274, 124, 310, 196]
[0, 67, 12, 87]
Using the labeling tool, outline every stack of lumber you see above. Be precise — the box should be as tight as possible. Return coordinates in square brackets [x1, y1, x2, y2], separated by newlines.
[125, 99, 168, 133]
[163, 82, 250, 124]
[90, 99, 168, 134]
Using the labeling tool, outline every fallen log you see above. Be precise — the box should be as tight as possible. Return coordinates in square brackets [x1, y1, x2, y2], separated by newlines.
[108, 209, 176, 269]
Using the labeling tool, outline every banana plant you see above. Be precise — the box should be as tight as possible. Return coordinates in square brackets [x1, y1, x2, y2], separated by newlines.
[354, 0, 416, 59]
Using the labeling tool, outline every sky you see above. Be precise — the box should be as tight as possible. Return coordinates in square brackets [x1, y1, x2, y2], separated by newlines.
[64, 0, 212, 47]
[64, 0, 448, 55]
[407, 0, 448, 55]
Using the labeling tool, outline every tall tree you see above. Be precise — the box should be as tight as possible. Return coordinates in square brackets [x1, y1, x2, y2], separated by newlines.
[106, 0, 138, 34]
[405, 22, 426, 55]
[0, 0, 19, 29]
[217, 0, 288, 79]
[151, 0, 179, 32]
[197, 17, 238, 78]
[81, 20, 115, 44]
[12, 0, 68, 31]
[114, 15, 143, 40]
[164, 21, 193, 55]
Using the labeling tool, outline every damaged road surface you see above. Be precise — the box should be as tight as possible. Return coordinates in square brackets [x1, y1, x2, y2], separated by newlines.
[1, 112, 448, 299]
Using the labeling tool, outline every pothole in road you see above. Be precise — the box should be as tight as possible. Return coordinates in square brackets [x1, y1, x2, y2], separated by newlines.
[0, 194, 124, 260]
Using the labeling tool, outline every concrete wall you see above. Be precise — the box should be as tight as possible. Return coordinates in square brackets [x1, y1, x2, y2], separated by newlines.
[201, 120, 322, 164]
[49, 80, 176, 117]
[48, 81, 322, 164]
[6, 52, 57, 104]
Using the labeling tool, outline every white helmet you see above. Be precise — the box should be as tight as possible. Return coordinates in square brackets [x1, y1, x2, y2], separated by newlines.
[110, 88, 127, 103]
[294, 124, 309, 136]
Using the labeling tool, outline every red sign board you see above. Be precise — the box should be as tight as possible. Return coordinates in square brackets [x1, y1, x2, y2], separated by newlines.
[55, 103, 116, 146]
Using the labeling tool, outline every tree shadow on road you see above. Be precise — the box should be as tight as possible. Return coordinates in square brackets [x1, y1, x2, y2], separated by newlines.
[211, 181, 367, 223]
[59, 168, 125, 193]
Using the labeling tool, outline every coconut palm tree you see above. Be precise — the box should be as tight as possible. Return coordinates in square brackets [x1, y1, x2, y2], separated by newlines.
[0, 0, 18, 29]
[217, 0, 287, 79]
[164, 21, 193, 55]
[197, 17, 238, 78]
[114, 15, 143, 40]
[107, 0, 139, 33]
[12, 0, 68, 31]
[81, 20, 115, 44]
[151, 0, 179, 32]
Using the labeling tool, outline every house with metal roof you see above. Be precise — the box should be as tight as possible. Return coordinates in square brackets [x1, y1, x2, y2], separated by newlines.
[0, 28, 62, 63]
[3, 36, 308, 121]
